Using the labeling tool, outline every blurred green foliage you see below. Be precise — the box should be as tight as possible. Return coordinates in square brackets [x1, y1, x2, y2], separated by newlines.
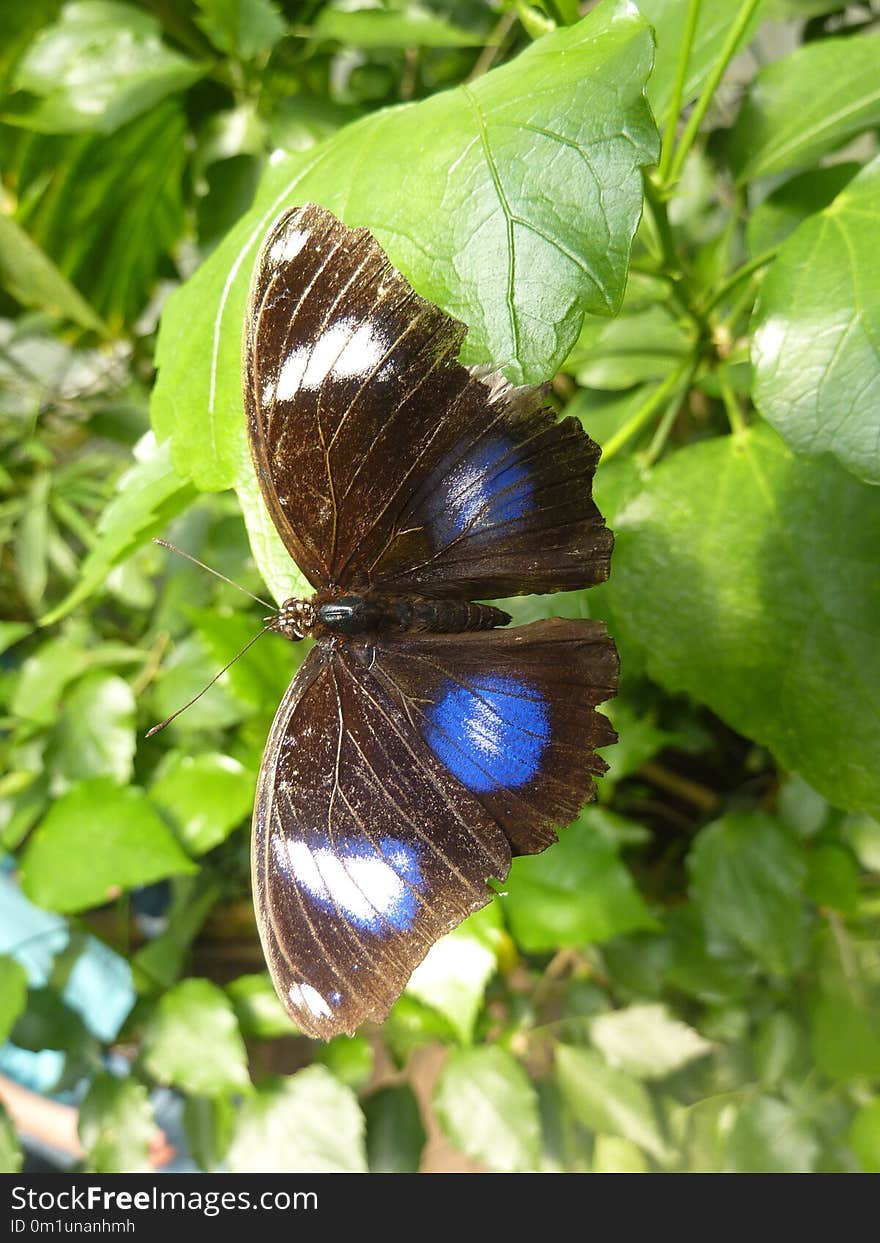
[1, 0, 879, 1174]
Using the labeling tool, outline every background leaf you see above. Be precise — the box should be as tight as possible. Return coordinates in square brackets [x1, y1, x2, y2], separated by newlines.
[730, 32, 880, 183]
[142, 978, 251, 1097]
[7, 0, 202, 134]
[19, 778, 196, 911]
[604, 424, 880, 816]
[227, 1067, 367, 1173]
[752, 154, 880, 484]
[434, 1046, 541, 1172]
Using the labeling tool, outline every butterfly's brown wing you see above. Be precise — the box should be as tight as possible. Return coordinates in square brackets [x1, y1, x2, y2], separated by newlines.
[243, 203, 611, 598]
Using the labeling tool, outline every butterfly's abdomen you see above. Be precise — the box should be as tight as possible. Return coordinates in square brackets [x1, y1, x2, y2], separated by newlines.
[315, 592, 510, 637]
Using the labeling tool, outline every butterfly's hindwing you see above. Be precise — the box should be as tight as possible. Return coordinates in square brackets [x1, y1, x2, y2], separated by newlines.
[370, 619, 618, 855]
[253, 645, 510, 1040]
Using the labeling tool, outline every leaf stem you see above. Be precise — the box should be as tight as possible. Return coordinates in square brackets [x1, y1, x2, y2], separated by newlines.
[657, 0, 702, 187]
[664, 0, 763, 190]
[601, 362, 693, 463]
[700, 245, 779, 314]
[717, 361, 748, 436]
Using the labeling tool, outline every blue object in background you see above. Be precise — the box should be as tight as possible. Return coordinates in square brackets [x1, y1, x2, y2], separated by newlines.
[0, 857, 136, 1092]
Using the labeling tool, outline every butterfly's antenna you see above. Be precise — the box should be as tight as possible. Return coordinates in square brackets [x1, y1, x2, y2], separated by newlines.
[153, 538, 276, 611]
[145, 624, 273, 738]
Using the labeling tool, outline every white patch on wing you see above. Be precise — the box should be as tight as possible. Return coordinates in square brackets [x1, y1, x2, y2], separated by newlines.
[273, 320, 389, 401]
[330, 321, 387, 379]
[282, 839, 407, 925]
[269, 227, 308, 265]
[289, 981, 332, 1019]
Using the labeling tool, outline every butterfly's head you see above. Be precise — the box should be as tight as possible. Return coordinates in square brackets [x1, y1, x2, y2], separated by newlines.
[270, 597, 316, 641]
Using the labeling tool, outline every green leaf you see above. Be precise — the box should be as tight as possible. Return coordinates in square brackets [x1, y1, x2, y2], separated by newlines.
[235, 470, 310, 605]
[754, 1011, 809, 1089]
[132, 875, 221, 992]
[405, 904, 502, 1044]
[149, 751, 254, 855]
[810, 925, 880, 1081]
[312, 4, 481, 48]
[19, 778, 196, 912]
[41, 436, 195, 626]
[0, 1105, 22, 1174]
[6, 0, 202, 134]
[722, 1097, 819, 1174]
[752, 155, 880, 485]
[0, 955, 29, 1043]
[592, 1133, 649, 1173]
[79, 1074, 155, 1173]
[16, 100, 188, 327]
[505, 811, 654, 952]
[664, 906, 755, 1002]
[804, 843, 859, 914]
[590, 1003, 713, 1080]
[688, 812, 808, 977]
[849, 1099, 880, 1174]
[638, 0, 763, 124]
[555, 1044, 669, 1163]
[315, 1034, 374, 1091]
[226, 972, 297, 1038]
[194, 0, 286, 59]
[151, 1, 657, 490]
[730, 33, 880, 183]
[227, 1067, 367, 1173]
[746, 163, 860, 256]
[567, 302, 693, 390]
[0, 211, 107, 332]
[143, 978, 251, 1097]
[434, 1046, 541, 1173]
[607, 424, 880, 817]
[842, 814, 880, 875]
[49, 672, 136, 789]
[364, 1084, 426, 1174]
[184, 1094, 235, 1171]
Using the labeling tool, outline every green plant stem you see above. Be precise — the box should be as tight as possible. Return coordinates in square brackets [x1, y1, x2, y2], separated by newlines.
[657, 0, 702, 186]
[643, 175, 710, 339]
[641, 374, 692, 467]
[700, 246, 779, 315]
[717, 362, 748, 436]
[601, 362, 693, 463]
[664, 0, 763, 190]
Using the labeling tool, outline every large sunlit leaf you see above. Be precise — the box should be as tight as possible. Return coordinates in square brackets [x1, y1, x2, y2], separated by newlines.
[555, 1044, 669, 1163]
[752, 154, 880, 484]
[151, 0, 657, 491]
[405, 904, 503, 1044]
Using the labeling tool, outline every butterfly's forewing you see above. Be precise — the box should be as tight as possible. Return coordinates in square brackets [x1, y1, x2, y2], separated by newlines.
[244, 203, 611, 598]
[253, 643, 510, 1039]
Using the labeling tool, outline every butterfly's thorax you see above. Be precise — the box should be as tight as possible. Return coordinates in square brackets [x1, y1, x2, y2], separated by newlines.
[271, 591, 511, 642]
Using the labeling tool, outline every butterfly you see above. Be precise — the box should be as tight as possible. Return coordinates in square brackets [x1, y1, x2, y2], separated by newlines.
[244, 203, 618, 1039]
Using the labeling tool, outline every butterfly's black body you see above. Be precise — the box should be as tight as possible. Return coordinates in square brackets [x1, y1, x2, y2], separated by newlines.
[244, 203, 618, 1039]
[272, 590, 511, 641]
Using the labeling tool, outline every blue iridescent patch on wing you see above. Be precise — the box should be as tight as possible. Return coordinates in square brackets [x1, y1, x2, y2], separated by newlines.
[428, 437, 534, 543]
[272, 833, 423, 934]
[424, 675, 551, 794]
